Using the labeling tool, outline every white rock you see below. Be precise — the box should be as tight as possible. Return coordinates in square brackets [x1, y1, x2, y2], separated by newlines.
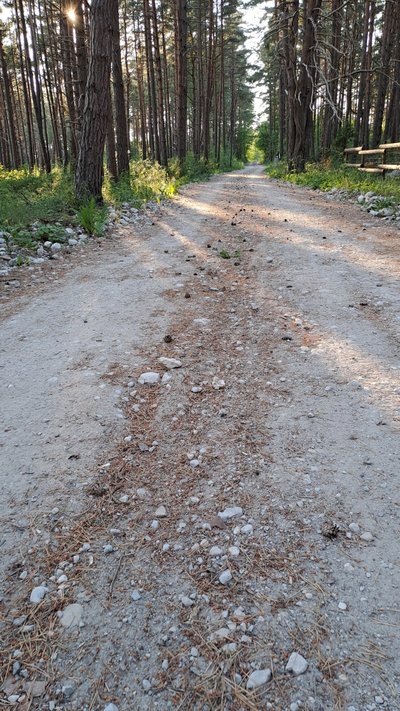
[338, 601, 347, 611]
[159, 357, 182, 369]
[155, 505, 167, 518]
[119, 494, 129, 503]
[360, 531, 374, 542]
[30, 586, 48, 604]
[222, 642, 237, 654]
[104, 705, 119, 711]
[190, 459, 200, 468]
[219, 569, 232, 585]
[193, 318, 210, 327]
[138, 372, 160, 385]
[136, 488, 148, 499]
[218, 506, 243, 521]
[68, 238, 78, 246]
[142, 679, 152, 692]
[50, 242, 62, 252]
[181, 596, 195, 607]
[191, 386, 202, 393]
[103, 544, 114, 553]
[349, 522, 360, 534]
[246, 669, 272, 689]
[286, 652, 308, 676]
[241, 524, 253, 534]
[229, 546, 240, 557]
[59, 603, 83, 628]
[161, 659, 169, 671]
[209, 546, 223, 557]
[161, 372, 172, 384]
[131, 590, 141, 601]
[212, 377, 225, 390]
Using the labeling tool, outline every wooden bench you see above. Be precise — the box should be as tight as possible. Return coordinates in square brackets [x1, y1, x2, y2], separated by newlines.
[344, 143, 400, 178]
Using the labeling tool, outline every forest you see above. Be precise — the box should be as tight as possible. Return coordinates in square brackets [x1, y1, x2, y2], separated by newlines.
[0, 0, 399, 205]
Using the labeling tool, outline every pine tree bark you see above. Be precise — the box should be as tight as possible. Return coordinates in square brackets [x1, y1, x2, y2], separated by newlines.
[75, 0, 115, 202]
[372, 0, 396, 147]
[0, 29, 20, 168]
[175, 0, 188, 167]
[112, 5, 130, 175]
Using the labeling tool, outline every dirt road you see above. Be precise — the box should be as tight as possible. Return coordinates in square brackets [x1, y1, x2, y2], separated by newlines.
[1, 165, 399, 711]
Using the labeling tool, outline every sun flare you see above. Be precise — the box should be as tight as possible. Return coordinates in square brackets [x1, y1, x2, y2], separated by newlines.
[66, 7, 77, 23]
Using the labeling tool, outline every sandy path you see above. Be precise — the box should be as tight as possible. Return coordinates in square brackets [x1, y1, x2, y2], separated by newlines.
[1, 165, 399, 711]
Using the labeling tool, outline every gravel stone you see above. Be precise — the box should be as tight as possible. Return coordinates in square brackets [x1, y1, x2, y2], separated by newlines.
[218, 506, 243, 521]
[285, 652, 309, 676]
[246, 669, 272, 689]
[138, 372, 160, 385]
[30, 586, 48, 604]
[219, 569, 232, 585]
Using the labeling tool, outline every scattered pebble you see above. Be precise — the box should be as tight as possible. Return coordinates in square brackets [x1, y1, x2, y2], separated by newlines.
[155, 505, 167, 518]
[246, 669, 272, 689]
[159, 357, 182, 369]
[219, 569, 232, 585]
[360, 531, 374, 542]
[138, 372, 160, 385]
[218, 506, 243, 521]
[285, 652, 308, 676]
[30, 586, 48, 604]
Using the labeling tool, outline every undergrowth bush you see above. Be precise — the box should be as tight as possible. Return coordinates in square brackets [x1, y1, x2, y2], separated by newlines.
[0, 165, 75, 230]
[0, 155, 245, 237]
[78, 198, 107, 236]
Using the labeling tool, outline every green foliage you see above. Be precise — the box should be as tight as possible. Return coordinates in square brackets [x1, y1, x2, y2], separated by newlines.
[35, 224, 66, 242]
[78, 198, 107, 236]
[266, 162, 400, 203]
[0, 165, 76, 230]
[105, 159, 177, 206]
[255, 122, 280, 163]
[219, 249, 231, 259]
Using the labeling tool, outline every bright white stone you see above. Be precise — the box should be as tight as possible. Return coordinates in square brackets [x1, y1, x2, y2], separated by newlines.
[138, 372, 160, 385]
[360, 531, 374, 542]
[218, 506, 243, 521]
[159, 357, 182, 369]
[212, 377, 225, 390]
[209, 546, 223, 557]
[219, 569, 232, 585]
[30, 586, 48, 604]
[241, 524, 253, 534]
[246, 669, 272, 689]
[155, 505, 167, 517]
[286, 652, 308, 676]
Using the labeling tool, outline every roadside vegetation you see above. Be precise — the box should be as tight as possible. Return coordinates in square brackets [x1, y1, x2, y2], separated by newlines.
[0, 155, 244, 250]
[265, 161, 400, 205]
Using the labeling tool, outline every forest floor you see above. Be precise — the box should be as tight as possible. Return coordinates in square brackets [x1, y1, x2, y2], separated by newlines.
[1, 164, 400, 711]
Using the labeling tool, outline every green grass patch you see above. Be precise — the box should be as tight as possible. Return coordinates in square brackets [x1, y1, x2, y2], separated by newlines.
[0, 155, 246, 243]
[0, 165, 76, 230]
[266, 162, 400, 203]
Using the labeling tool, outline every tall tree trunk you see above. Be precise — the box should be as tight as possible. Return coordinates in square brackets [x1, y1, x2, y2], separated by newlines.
[175, 0, 188, 168]
[75, 0, 115, 201]
[0, 30, 20, 168]
[112, 4, 130, 175]
[372, 0, 396, 147]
